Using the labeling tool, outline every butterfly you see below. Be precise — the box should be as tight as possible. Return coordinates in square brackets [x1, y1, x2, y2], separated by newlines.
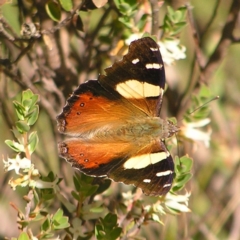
[57, 37, 179, 196]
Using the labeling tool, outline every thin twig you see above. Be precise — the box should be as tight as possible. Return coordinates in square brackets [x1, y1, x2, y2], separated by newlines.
[177, 0, 240, 118]
[187, 3, 206, 69]
[202, 0, 240, 81]
[201, 0, 222, 41]
[150, 0, 160, 36]
[41, 3, 83, 35]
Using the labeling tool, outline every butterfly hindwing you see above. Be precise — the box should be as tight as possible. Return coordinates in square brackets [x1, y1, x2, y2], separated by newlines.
[59, 138, 174, 196]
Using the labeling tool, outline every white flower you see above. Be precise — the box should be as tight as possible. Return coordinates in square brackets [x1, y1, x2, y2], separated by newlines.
[125, 33, 144, 45]
[69, 218, 87, 239]
[165, 192, 191, 213]
[125, 35, 186, 65]
[158, 39, 186, 65]
[3, 155, 31, 174]
[182, 118, 212, 147]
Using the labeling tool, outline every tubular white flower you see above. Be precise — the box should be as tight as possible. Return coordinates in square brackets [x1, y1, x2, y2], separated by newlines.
[182, 119, 212, 147]
[3, 155, 31, 174]
[158, 39, 186, 65]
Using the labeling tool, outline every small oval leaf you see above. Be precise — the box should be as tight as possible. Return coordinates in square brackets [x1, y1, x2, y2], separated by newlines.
[46, 0, 61, 22]
[27, 106, 39, 125]
[18, 232, 30, 240]
[59, 0, 73, 11]
[72, 13, 84, 31]
[28, 131, 39, 154]
[5, 140, 25, 152]
[16, 120, 30, 133]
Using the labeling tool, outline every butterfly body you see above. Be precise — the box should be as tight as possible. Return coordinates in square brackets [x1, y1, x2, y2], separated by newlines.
[57, 37, 178, 196]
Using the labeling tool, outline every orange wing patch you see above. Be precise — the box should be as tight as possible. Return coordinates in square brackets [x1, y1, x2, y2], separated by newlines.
[59, 139, 133, 173]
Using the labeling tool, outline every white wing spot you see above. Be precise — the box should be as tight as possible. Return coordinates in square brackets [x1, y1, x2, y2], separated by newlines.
[132, 58, 140, 64]
[146, 63, 162, 69]
[143, 179, 151, 183]
[150, 47, 159, 52]
[163, 183, 172, 188]
[124, 152, 170, 169]
[115, 80, 160, 98]
[156, 170, 173, 177]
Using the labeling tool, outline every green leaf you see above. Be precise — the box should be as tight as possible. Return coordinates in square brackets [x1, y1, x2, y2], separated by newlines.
[18, 232, 30, 240]
[12, 127, 22, 139]
[38, 233, 55, 239]
[53, 215, 70, 229]
[103, 213, 117, 228]
[42, 192, 56, 201]
[82, 184, 99, 197]
[54, 221, 70, 230]
[27, 106, 39, 125]
[73, 13, 84, 31]
[1, 0, 21, 35]
[118, 16, 133, 29]
[172, 173, 192, 192]
[16, 120, 30, 133]
[56, 192, 76, 213]
[95, 179, 111, 194]
[59, 0, 73, 11]
[71, 190, 80, 201]
[52, 209, 70, 229]
[110, 227, 122, 239]
[80, 172, 94, 184]
[24, 94, 39, 111]
[82, 202, 107, 221]
[22, 89, 34, 102]
[33, 188, 40, 205]
[172, 155, 193, 192]
[45, 171, 56, 181]
[90, 206, 105, 214]
[185, 83, 212, 121]
[163, 5, 187, 38]
[179, 156, 193, 172]
[45, 0, 61, 22]
[22, 99, 32, 109]
[30, 94, 39, 105]
[115, 0, 138, 13]
[52, 209, 63, 221]
[73, 173, 100, 197]
[5, 140, 25, 152]
[13, 101, 25, 120]
[28, 131, 39, 154]
[167, 6, 175, 17]
[96, 213, 122, 240]
[41, 216, 51, 232]
[73, 174, 81, 191]
[95, 224, 105, 239]
[136, 13, 148, 31]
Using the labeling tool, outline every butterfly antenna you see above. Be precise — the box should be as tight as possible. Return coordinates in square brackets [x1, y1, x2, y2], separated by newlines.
[175, 97, 219, 167]
[188, 96, 219, 115]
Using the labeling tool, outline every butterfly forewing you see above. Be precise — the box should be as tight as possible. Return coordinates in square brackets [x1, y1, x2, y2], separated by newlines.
[99, 37, 166, 116]
[57, 37, 177, 196]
